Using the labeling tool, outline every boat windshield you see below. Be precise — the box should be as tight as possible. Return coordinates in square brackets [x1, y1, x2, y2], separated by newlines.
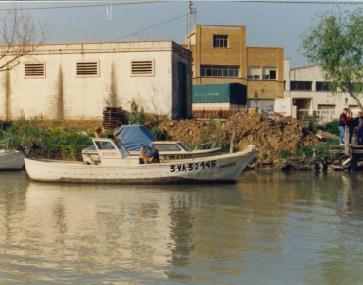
[94, 140, 129, 157]
[178, 143, 191, 151]
[95, 141, 115, 150]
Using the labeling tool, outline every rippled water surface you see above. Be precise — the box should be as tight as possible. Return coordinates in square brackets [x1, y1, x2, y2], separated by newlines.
[1, 171, 363, 284]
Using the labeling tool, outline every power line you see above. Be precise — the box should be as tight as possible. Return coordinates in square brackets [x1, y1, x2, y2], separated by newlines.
[0, 1, 164, 12]
[187, 0, 363, 3]
[112, 13, 188, 41]
[0, 0, 362, 12]
[229, 0, 363, 4]
[33, 0, 363, 3]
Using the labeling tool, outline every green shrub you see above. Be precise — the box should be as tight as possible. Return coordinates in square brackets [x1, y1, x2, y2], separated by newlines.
[0, 121, 12, 132]
[208, 119, 225, 148]
[151, 126, 167, 140]
[0, 120, 92, 160]
[128, 99, 145, 125]
[220, 139, 230, 153]
[295, 146, 314, 158]
[316, 140, 338, 157]
[278, 150, 291, 158]
[316, 120, 339, 136]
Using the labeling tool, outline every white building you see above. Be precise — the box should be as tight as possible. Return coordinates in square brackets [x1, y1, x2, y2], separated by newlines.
[275, 59, 363, 122]
[0, 41, 192, 121]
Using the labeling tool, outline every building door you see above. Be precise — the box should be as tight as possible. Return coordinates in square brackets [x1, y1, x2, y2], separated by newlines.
[177, 62, 187, 119]
[294, 98, 312, 120]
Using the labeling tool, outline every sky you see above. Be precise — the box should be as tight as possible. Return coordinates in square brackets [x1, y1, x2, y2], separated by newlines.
[0, 1, 361, 67]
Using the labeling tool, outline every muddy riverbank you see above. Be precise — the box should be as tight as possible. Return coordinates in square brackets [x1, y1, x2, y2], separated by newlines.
[1, 113, 336, 169]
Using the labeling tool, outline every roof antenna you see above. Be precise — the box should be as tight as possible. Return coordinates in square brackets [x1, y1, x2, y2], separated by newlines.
[106, 4, 112, 21]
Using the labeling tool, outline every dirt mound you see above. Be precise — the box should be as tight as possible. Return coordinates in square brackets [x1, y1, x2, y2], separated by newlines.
[156, 112, 318, 165]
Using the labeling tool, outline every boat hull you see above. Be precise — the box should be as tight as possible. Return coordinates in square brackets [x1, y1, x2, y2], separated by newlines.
[25, 147, 256, 184]
[0, 150, 25, 170]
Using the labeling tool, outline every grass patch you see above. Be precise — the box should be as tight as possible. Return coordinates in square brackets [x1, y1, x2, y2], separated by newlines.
[0, 120, 94, 160]
[315, 139, 338, 157]
[295, 146, 314, 158]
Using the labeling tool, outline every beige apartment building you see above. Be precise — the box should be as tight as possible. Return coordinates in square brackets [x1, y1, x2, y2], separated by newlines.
[186, 25, 284, 111]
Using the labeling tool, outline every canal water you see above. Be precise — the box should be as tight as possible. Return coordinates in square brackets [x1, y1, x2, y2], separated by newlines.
[1, 171, 363, 284]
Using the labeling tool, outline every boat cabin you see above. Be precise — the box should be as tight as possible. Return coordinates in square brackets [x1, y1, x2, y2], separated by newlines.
[88, 138, 130, 164]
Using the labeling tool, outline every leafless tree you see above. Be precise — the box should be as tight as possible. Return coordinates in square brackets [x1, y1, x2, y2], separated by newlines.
[0, 9, 47, 72]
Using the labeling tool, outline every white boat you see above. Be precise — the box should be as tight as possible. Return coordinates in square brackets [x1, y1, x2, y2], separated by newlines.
[25, 138, 256, 184]
[82, 124, 221, 163]
[82, 141, 221, 164]
[0, 149, 25, 170]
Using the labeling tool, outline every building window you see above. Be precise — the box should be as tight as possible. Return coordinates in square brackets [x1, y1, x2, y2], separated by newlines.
[316, 104, 336, 122]
[248, 66, 277, 80]
[318, 104, 335, 110]
[247, 99, 274, 111]
[248, 66, 261, 80]
[24, 63, 45, 78]
[200, 65, 239, 77]
[131, 60, 154, 76]
[316, 81, 332, 92]
[76, 62, 99, 76]
[263, 67, 277, 80]
[213, 35, 228, 48]
[290, 81, 312, 91]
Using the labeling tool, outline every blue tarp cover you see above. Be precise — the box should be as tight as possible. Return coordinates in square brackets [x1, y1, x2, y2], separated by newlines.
[114, 125, 154, 151]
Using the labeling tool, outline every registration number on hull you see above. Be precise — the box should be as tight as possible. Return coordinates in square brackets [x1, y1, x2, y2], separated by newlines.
[170, 160, 217, 172]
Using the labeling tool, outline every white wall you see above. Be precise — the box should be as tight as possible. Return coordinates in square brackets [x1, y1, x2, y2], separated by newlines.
[274, 98, 292, 116]
[283, 60, 363, 121]
[0, 41, 191, 120]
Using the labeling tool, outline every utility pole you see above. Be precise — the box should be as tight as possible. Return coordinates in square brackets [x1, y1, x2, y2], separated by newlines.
[187, 0, 195, 49]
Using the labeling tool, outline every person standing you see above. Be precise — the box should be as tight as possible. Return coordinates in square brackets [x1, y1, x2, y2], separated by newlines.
[346, 110, 355, 144]
[94, 127, 104, 138]
[338, 108, 348, 144]
[355, 111, 363, 145]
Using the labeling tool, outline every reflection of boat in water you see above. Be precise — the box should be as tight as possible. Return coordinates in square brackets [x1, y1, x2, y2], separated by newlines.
[23, 180, 240, 274]
[0, 149, 24, 170]
[25, 138, 256, 184]
[23, 181, 177, 271]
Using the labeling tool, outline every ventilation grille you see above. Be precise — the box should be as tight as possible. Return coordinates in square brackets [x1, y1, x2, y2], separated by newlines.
[25, 63, 45, 77]
[77, 62, 98, 76]
[131, 61, 153, 75]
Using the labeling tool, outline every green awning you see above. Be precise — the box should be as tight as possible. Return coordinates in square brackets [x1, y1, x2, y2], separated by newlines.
[192, 83, 246, 104]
